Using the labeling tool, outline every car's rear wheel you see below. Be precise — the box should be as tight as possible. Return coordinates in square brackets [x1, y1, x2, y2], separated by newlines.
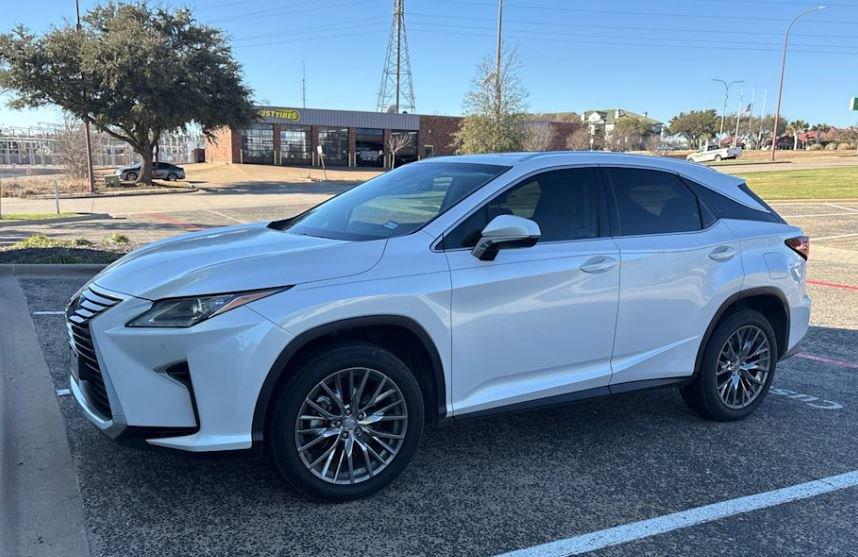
[268, 341, 424, 501]
[125, 171, 138, 182]
[682, 309, 777, 421]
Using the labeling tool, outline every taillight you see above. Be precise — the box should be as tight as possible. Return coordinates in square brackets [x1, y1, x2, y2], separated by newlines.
[786, 236, 810, 260]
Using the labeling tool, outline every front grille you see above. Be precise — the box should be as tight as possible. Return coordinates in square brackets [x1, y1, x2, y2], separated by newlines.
[67, 285, 122, 419]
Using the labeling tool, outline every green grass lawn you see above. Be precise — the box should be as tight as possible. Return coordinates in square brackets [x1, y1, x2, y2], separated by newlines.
[741, 167, 858, 200]
[0, 212, 77, 221]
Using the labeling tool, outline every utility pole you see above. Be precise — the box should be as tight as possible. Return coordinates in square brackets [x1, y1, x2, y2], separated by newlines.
[495, 0, 504, 121]
[771, 6, 827, 161]
[301, 61, 307, 108]
[76, 0, 95, 194]
[712, 78, 743, 138]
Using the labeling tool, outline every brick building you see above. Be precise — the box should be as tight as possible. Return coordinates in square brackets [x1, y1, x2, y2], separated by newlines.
[206, 106, 463, 169]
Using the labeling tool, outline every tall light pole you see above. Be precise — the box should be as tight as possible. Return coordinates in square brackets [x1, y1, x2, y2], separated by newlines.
[771, 5, 827, 161]
[713, 79, 743, 138]
[75, 0, 95, 193]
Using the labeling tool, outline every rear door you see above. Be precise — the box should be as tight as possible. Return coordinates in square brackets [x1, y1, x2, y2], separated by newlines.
[443, 167, 621, 416]
[604, 166, 744, 385]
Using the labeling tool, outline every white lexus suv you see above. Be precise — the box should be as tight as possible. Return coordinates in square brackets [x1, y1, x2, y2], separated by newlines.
[67, 152, 811, 500]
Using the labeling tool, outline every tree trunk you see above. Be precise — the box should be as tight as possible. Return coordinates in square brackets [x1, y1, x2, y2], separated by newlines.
[793, 133, 799, 150]
[139, 146, 154, 184]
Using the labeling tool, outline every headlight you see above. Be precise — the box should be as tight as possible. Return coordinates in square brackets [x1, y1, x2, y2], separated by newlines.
[127, 287, 288, 328]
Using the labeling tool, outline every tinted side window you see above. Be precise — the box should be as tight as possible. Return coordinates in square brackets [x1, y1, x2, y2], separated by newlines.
[683, 179, 784, 224]
[608, 168, 702, 236]
[442, 168, 602, 249]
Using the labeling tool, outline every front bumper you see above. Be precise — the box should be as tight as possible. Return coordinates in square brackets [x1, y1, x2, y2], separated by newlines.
[68, 282, 293, 452]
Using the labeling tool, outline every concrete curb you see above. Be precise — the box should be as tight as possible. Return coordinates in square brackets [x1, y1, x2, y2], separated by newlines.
[12, 185, 197, 201]
[0, 269, 92, 557]
[0, 213, 112, 228]
[0, 264, 106, 278]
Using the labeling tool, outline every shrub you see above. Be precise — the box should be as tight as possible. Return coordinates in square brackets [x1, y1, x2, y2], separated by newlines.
[103, 233, 130, 245]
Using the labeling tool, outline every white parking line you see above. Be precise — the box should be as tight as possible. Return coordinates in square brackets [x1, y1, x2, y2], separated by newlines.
[826, 203, 858, 213]
[56, 388, 71, 397]
[206, 209, 244, 223]
[498, 470, 858, 557]
[786, 212, 858, 218]
[31, 310, 65, 315]
[813, 232, 858, 241]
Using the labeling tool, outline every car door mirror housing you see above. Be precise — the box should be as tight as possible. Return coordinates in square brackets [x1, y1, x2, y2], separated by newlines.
[471, 215, 541, 261]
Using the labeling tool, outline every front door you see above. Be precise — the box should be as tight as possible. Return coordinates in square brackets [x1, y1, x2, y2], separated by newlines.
[441, 167, 620, 416]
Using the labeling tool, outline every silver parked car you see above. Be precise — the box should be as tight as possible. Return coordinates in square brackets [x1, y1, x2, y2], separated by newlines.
[117, 162, 186, 182]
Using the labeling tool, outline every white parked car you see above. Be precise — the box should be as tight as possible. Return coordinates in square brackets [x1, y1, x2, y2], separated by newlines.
[687, 144, 742, 163]
[67, 152, 810, 501]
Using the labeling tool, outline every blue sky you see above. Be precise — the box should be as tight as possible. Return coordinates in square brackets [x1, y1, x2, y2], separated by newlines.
[3, 0, 858, 128]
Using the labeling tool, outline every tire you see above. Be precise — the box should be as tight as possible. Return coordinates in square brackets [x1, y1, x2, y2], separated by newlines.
[714, 154, 722, 161]
[268, 341, 424, 501]
[125, 171, 138, 182]
[681, 309, 778, 422]
[166, 172, 178, 181]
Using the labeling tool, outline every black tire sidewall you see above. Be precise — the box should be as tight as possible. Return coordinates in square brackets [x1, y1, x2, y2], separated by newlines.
[167, 173, 178, 181]
[268, 341, 424, 501]
[697, 309, 778, 420]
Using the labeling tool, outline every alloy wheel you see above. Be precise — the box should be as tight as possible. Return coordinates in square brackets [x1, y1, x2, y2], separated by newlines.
[295, 367, 408, 485]
[716, 325, 771, 409]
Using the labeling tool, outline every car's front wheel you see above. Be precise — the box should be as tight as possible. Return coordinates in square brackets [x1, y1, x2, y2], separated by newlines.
[166, 172, 178, 181]
[268, 341, 424, 501]
[682, 309, 777, 421]
[124, 171, 138, 182]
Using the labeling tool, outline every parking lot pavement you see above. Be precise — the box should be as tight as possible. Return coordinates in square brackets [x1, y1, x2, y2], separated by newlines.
[6, 199, 857, 557]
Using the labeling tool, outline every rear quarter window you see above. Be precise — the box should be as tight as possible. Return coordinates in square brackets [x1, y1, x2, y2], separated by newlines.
[682, 179, 784, 224]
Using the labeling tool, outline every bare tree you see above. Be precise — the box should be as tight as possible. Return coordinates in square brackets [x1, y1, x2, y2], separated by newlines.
[566, 128, 591, 151]
[645, 135, 669, 156]
[54, 115, 103, 182]
[387, 132, 414, 169]
[523, 122, 556, 152]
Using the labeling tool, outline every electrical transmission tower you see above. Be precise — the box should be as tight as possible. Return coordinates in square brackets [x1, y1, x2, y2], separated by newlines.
[377, 0, 415, 113]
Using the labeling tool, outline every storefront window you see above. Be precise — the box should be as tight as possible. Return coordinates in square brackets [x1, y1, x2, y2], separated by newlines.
[241, 124, 274, 164]
[318, 127, 349, 166]
[280, 125, 312, 166]
[355, 128, 384, 168]
[391, 130, 418, 167]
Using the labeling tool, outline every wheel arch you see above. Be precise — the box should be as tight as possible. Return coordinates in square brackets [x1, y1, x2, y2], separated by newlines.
[251, 315, 447, 445]
[694, 287, 790, 376]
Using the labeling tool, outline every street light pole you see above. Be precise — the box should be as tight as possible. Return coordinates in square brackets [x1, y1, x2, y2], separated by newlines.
[712, 78, 743, 138]
[76, 0, 95, 194]
[770, 5, 827, 161]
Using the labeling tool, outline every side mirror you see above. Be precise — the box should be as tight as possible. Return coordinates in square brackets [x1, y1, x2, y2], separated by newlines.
[471, 215, 541, 261]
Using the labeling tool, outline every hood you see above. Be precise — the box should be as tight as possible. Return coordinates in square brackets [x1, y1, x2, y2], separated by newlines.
[92, 223, 386, 300]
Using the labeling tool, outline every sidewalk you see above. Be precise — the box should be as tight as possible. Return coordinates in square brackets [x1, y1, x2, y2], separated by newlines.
[0, 268, 91, 557]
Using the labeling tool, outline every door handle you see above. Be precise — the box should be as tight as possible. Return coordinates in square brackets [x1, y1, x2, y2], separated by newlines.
[580, 256, 618, 274]
[709, 245, 737, 262]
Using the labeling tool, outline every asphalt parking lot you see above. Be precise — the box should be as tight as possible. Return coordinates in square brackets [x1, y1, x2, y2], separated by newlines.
[4, 199, 857, 556]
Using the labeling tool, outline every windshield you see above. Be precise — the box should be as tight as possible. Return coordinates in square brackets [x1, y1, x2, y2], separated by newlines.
[279, 162, 510, 240]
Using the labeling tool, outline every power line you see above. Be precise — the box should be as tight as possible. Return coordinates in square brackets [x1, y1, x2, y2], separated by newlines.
[210, 0, 375, 24]
[405, 18, 858, 51]
[406, 10, 858, 41]
[416, 0, 858, 26]
[406, 25, 858, 56]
